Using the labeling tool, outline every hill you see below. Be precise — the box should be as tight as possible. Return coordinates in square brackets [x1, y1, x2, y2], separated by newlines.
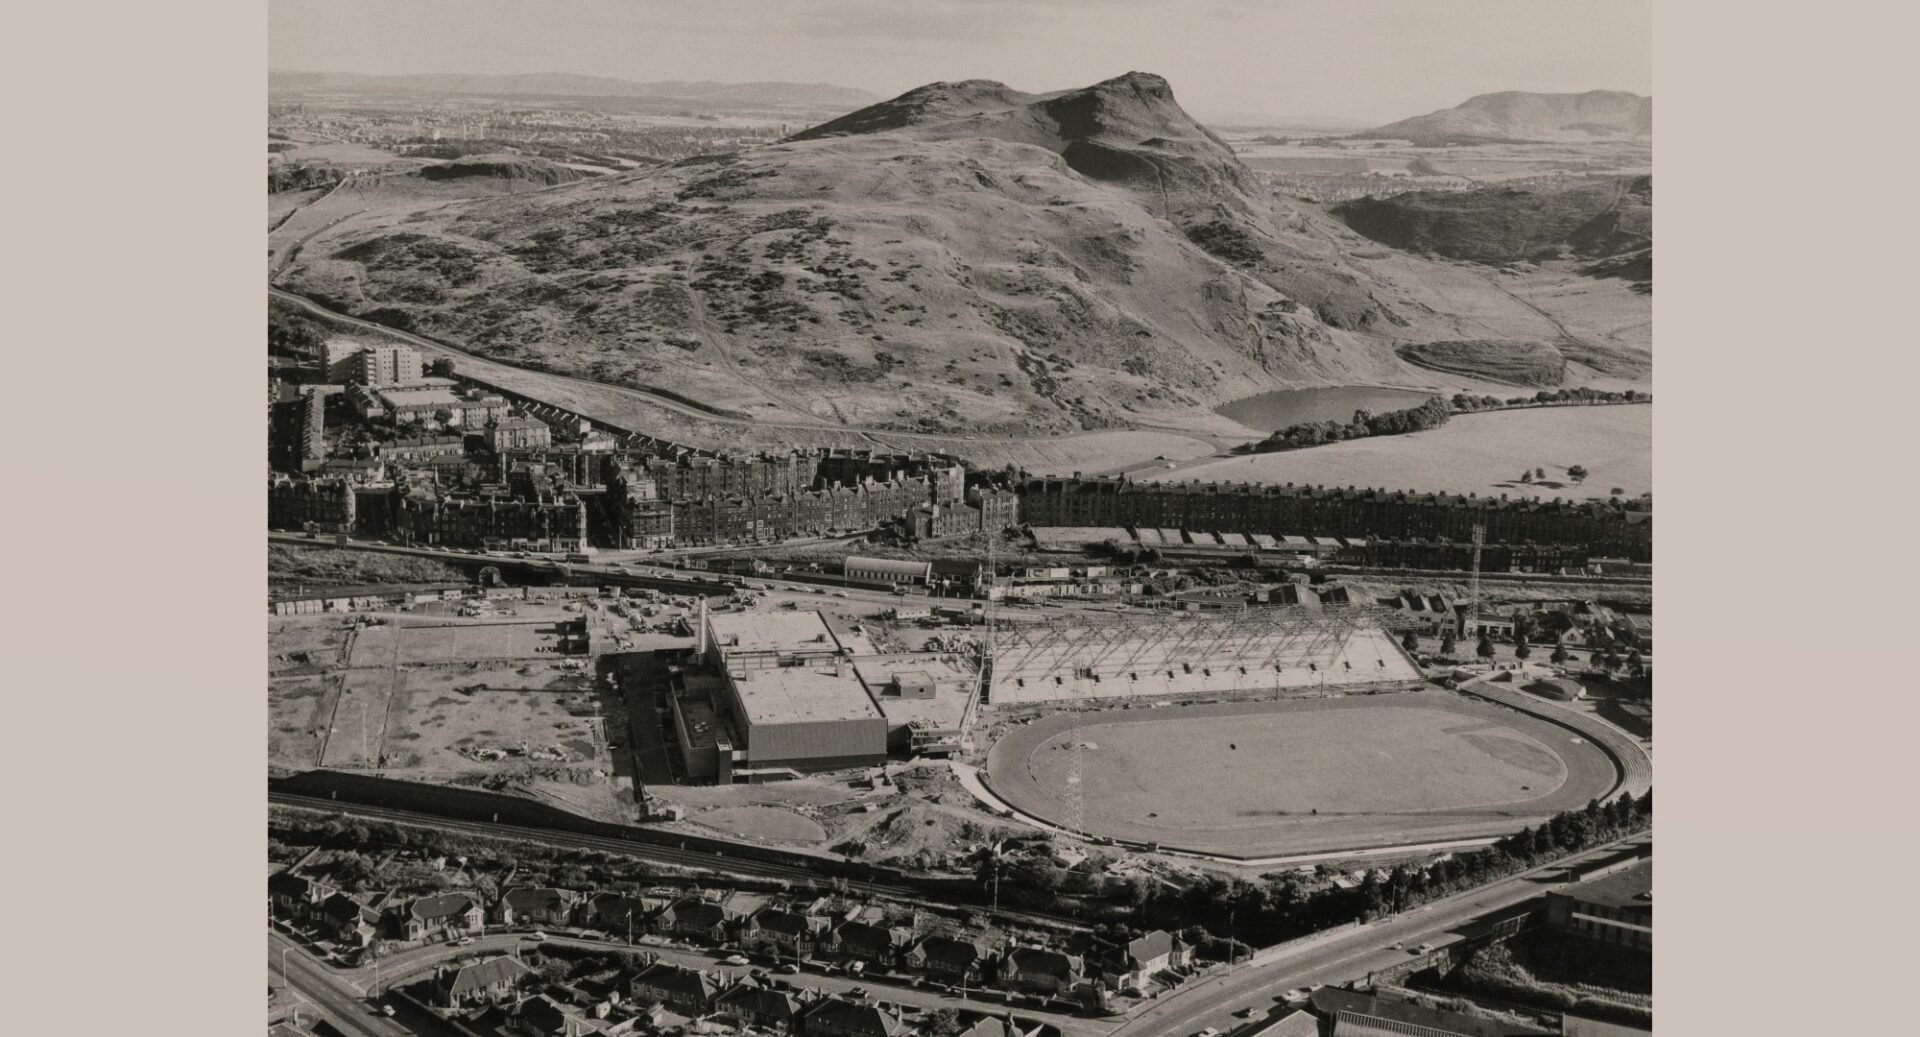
[277, 73, 1644, 440]
[1355, 91, 1652, 146]
[267, 69, 877, 108]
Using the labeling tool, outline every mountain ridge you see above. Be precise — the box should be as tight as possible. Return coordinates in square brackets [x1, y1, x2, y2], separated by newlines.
[1354, 90, 1652, 145]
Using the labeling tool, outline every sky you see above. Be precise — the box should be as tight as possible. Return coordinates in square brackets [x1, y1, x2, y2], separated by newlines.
[269, 0, 1652, 126]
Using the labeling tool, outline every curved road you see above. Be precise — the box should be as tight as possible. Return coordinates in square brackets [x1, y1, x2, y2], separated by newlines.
[1108, 833, 1651, 1037]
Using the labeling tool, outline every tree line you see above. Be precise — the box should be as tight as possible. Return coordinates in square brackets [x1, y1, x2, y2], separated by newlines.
[268, 162, 344, 195]
[1254, 396, 1452, 452]
[978, 790, 1651, 953]
[1450, 387, 1650, 413]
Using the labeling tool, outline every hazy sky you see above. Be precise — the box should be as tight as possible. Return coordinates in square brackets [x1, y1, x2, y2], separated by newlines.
[269, 0, 1652, 125]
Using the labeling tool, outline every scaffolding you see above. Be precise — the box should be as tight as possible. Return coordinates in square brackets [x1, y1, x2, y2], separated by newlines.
[989, 603, 1417, 690]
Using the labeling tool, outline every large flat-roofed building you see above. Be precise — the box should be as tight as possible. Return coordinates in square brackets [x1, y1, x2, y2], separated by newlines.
[1543, 859, 1652, 953]
[851, 653, 975, 756]
[696, 610, 888, 777]
[717, 664, 888, 774]
[704, 611, 845, 668]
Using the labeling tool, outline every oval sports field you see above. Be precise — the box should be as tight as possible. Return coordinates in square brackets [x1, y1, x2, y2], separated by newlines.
[983, 691, 1622, 858]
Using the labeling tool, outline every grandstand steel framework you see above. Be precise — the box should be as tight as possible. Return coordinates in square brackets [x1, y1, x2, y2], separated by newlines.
[989, 603, 1418, 682]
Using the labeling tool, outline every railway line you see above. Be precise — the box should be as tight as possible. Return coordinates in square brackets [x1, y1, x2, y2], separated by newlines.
[267, 791, 1088, 932]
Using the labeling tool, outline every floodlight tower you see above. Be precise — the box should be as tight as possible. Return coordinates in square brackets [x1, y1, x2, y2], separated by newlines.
[1065, 683, 1087, 837]
[1469, 524, 1486, 635]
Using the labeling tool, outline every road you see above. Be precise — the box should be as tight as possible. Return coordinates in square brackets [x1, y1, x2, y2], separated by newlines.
[1108, 833, 1651, 1037]
[270, 931, 410, 1037]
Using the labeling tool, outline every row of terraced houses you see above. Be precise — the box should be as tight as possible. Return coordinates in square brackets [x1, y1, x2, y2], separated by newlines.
[270, 875, 1191, 1002]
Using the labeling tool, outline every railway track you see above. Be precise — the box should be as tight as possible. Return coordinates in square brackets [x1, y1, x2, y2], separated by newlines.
[268, 792, 1088, 932]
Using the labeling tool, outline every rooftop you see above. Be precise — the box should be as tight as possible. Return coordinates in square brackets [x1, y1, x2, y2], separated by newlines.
[845, 556, 933, 577]
[1561, 860, 1652, 912]
[1312, 988, 1553, 1037]
[852, 653, 974, 730]
[377, 387, 460, 408]
[709, 610, 841, 656]
[729, 663, 882, 726]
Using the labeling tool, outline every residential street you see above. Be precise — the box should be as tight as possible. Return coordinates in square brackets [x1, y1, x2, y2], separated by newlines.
[1108, 834, 1651, 1037]
[270, 931, 409, 1037]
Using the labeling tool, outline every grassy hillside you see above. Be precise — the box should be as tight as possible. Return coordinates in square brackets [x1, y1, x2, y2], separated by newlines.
[268, 545, 466, 588]
[277, 74, 1652, 442]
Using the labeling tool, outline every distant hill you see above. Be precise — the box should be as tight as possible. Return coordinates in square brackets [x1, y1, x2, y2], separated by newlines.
[267, 70, 877, 108]
[1354, 91, 1652, 145]
[790, 72, 1261, 214]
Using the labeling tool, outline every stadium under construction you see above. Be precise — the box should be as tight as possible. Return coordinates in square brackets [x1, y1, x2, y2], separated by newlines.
[984, 603, 1426, 706]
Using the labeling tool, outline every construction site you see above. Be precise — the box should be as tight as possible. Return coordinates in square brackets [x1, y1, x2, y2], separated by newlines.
[985, 604, 1425, 706]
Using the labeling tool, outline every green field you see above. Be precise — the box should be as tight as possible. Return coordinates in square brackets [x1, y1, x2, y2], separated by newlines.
[1037, 705, 1568, 821]
[1146, 405, 1650, 501]
[985, 692, 1620, 858]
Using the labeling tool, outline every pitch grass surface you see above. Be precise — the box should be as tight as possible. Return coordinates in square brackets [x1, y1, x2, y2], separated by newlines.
[984, 691, 1620, 858]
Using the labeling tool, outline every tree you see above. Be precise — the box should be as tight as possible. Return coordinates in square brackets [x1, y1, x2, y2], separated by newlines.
[1550, 646, 1570, 665]
[535, 956, 573, 985]
[924, 1009, 965, 1037]
[1514, 643, 1532, 661]
[1626, 649, 1645, 677]
[1401, 630, 1420, 653]
[1535, 467, 1546, 479]
[1519, 471, 1534, 484]
[1567, 465, 1589, 482]
[1439, 632, 1457, 656]
[1476, 635, 1495, 660]
[1610, 487, 1626, 496]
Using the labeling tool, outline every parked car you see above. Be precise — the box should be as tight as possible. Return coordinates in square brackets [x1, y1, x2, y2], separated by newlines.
[453, 937, 475, 947]
[1412, 942, 1434, 954]
[381, 1005, 396, 1017]
[777, 963, 801, 975]
[529, 931, 548, 942]
[723, 955, 750, 966]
